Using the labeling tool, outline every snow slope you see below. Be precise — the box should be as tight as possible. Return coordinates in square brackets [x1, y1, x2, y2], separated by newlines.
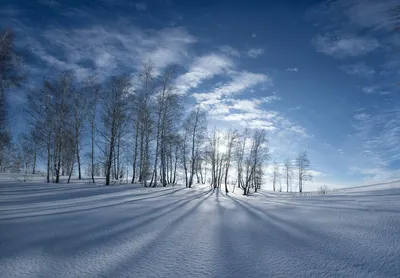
[0, 180, 399, 278]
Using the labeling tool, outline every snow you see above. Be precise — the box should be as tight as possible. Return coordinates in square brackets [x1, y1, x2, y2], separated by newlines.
[1, 178, 400, 278]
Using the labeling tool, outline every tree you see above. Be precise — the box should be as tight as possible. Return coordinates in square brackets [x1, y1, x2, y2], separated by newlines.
[234, 129, 249, 191]
[46, 72, 75, 183]
[72, 79, 93, 179]
[283, 158, 292, 192]
[133, 62, 156, 186]
[0, 28, 25, 171]
[18, 129, 39, 174]
[149, 66, 182, 187]
[240, 129, 268, 195]
[272, 161, 280, 192]
[99, 75, 130, 186]
[295, 151, 312, 193]
[26, 72, 75, 183]
[86, 78, 100, 184]
[183, 107, 207, 188]
[223, 129, 238, 193]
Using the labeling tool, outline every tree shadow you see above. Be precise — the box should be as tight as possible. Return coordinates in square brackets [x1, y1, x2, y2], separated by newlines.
[100, 189, 215, 277]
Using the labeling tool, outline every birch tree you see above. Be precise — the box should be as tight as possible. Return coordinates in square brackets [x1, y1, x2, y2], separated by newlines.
[184, 107, 207, 188]
[0, 28, 25, 170]
[283, 158, 292, 192]
[295, 150, 312, 193]
[99, 75, 130, 186]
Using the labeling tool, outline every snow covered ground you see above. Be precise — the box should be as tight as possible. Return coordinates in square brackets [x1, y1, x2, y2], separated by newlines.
[1, 178, 399, 278]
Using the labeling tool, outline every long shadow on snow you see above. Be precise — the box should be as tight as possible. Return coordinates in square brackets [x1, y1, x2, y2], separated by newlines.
[101, 189, 215, 277]
[1, 188, 186, 220]
[0, 185, 175, 206]
[227, 195, 395, 276]
[0, 188, 212, 258]
[254, 192, 400, 213]
[214, 190, 276, 278]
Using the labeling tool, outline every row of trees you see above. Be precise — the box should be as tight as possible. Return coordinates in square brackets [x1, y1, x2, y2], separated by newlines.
[271, 151, 312, 193]
[0, 27, 313, 194]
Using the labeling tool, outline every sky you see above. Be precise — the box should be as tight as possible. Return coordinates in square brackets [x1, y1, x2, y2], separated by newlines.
[1, 0, 400, 189]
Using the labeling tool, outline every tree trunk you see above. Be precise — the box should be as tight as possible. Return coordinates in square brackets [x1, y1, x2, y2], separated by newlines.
[91, 122, 95, 184]
[76, 140, 81, 179]
[132, 128, 139, 183]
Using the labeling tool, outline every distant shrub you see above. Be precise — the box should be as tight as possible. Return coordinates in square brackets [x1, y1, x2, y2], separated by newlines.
[317, 185, 329, 194]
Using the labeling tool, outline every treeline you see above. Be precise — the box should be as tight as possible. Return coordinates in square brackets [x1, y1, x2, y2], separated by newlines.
[0, 28, 313, 194]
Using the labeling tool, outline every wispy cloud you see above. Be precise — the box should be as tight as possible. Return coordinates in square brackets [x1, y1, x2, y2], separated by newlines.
[309, 0, 399, 31]
[286, 68, 298, 72]
[361, 86, 391, 95]
[38, 0, 59, 6]
[313, 34, 380, 58]
[135, 3, 147, 11]
[340, 63, 374, 77]
[246, 48, 264, 58]
[219, 45, 240, 57]
[18, 21, 196, 80]
[350, 108, 400, 180]
[175, 53, 234, 94]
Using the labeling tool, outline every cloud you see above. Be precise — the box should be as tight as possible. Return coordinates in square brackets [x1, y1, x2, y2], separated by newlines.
[135, 3, 147, 11]
[309, 0, 399, 31]
[361, 86, 391, 95]
[246, 48, 264, 58]
[350, 108, 400, 180]
[340, 63, 374, 77]
[219, 45, 240, 57]
[252, 33, 257, 38]
[175, 53, 234, 94]
[313, 34, 380, 58]
[17, 20, 196, 80]
[286, 68, 298, 72]
[38, 0, 59, 6]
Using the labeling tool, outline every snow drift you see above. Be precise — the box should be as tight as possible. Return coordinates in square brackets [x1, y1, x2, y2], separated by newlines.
[1, 180, 399, 277]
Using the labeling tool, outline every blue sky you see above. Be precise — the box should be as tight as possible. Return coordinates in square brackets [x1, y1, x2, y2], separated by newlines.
[1, 0, 400, 188]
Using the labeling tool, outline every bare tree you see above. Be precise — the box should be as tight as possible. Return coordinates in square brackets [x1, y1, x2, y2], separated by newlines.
[0, 28, 25, 170]
[133, 62, 156, 186]
[18, 129, 39, 174]
[240, 129, 268, 195]
[46, 72, 75, 183]
[234, 129, 249, 191]
[223, 129, 238, 193]
[86, 79, 100, 184]
[149, 66, 182, 187]
[283, 158, 292, 192]
[72, 80, 93, 179]
[272, 161, 280, 192]
[26, 72, 74, 183]
[99, 75, 130, 185]
[183, 107, 207, 188]
[295, 150, 312, 193]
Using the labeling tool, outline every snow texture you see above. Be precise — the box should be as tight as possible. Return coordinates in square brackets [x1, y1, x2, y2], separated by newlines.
[1, 177, 399, 278]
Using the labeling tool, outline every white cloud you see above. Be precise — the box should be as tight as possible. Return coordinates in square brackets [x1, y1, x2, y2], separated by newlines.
[219, 45, 240, 57]
[313, 34, 379, 58]
[36, 25, 195, 79]
[135, 3, 147, 11]
[175, 53, 234, 94]
[361, 86, 391, 95]
[340, 63, 374, 77]
[310, 0, 399, 31]
[286, 68, 298, 72]
[38, 0, 59, 6]
[361, 86, 376, 94]
[246, 48, 264, 58]
[213, 71, 270, 96]
[350, 108, 400, 181]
